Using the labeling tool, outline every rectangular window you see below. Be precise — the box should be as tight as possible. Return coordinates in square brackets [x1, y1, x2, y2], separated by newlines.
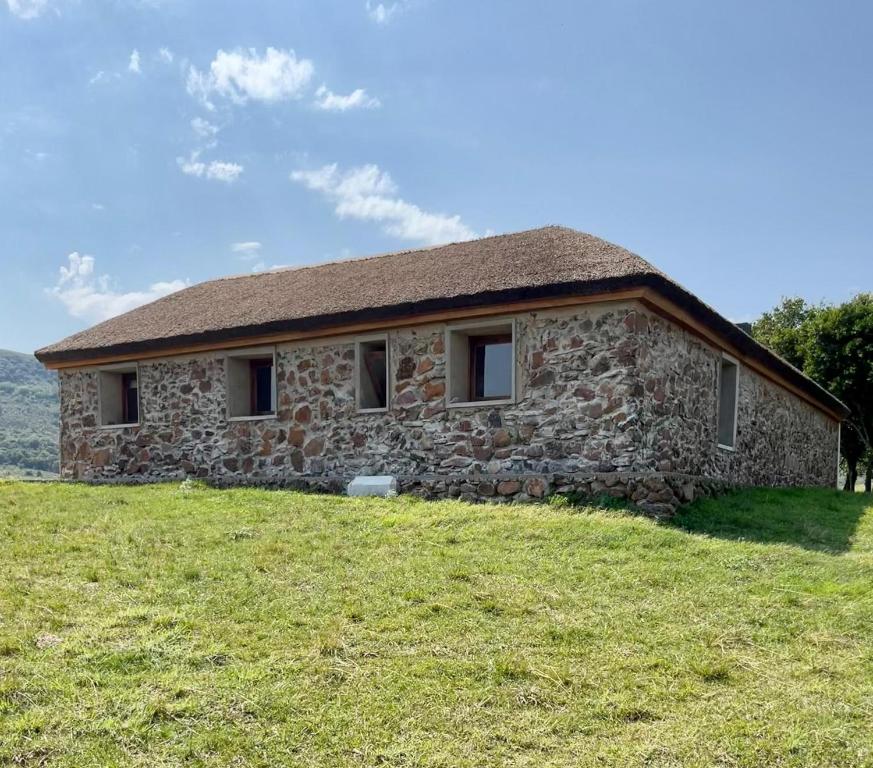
[448, 321, 515, 406]
[357, 337, 388, 411]
[717, 355, 739, 449]
[121, 372, 139, 424]
[469, 334, 513, 400]
[250, 358, 275, 416]
[99, 366, 140, 426]
[227, 349, 276, 419]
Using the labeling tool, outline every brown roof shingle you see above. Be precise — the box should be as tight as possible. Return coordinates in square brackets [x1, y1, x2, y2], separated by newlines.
[34, 226, 848, 418]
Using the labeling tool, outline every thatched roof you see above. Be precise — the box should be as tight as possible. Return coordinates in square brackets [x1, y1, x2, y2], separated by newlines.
[35, 226, 848, 418]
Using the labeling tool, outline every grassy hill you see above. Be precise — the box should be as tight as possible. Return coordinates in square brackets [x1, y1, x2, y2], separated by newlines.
[0, 349, 58, 476]
[1, 483, 871, 767]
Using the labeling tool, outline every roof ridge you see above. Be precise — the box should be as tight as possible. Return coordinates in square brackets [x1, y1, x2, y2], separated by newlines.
[206, 225, 574, 285]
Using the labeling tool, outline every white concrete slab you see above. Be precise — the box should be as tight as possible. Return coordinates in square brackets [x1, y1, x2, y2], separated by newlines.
[347, 475, 398, 497]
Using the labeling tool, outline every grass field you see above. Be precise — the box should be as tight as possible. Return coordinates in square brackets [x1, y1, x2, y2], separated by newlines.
[1, 482, 872, 767]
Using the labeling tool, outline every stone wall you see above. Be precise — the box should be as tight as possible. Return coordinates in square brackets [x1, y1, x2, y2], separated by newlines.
[57, 300, 839, 511]
[636, 312, 839, 487]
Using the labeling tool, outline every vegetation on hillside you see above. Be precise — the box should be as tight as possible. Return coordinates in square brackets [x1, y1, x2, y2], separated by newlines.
[1, 483, 871, 767]
[0, 349, 58, 474]
[752, 292, 873, 491]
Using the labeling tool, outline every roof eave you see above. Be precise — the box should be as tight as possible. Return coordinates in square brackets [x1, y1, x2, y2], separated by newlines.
[34, 275, 640, 365]
[34, 273, 851, 420]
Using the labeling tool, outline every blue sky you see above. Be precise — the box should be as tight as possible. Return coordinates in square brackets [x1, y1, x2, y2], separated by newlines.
[2, 0, 871, 354]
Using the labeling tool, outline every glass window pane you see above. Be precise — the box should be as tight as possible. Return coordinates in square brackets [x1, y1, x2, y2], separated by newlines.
[125, 387, 138, 423]
[122, 372, 138, 423]
[482, 342, 511, 398]
[365, 349, 387, 407]
[718, 360, 738, 446]
[254, 364, 273, 414]
[470, 334, 512, 400]
[359, 340, 387, 409]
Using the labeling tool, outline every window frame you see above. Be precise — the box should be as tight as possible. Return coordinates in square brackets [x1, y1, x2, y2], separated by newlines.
[446, 318, 516, 409]
[226, 346, 278, 422]
[716, 352, 740, 451]
[97, 362, 141, 429]
[355, 333, 390, 413]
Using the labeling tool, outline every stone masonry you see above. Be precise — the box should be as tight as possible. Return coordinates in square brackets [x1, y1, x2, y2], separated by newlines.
[57, 300, 839, 514]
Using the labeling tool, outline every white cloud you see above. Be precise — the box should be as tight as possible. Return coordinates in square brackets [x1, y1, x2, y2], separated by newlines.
[49, 252, 188, 322]
[291, 163, 476, 245]
[91, 202, 105, 211]
[177, 153, 243, 183]
[185, 67, 215, 110]
[158, 47, 174, 63]
[6, 0, 49, 19]
[231, 241, 262, 259]
[365, 1, 403, 24]
[187, 47, 314, 108]
[203, 161, 243, 183]
[90, 48, 148, 85]
[313, 84, 380, 112]
[89, 70, 118, 86]
[190, 116, 218, 139]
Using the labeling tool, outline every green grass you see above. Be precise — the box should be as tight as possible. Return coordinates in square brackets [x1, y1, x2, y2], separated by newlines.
[1, 482, 872, 767]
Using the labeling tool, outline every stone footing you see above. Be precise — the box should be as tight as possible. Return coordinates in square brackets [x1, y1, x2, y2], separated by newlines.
[82, 470, 733, 517]
[395, 471, 733, 517]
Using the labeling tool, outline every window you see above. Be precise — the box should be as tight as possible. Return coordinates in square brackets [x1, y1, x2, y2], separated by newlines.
[227, 349, 276, 419]
[99, 365, 140, 426]
[717, 355, 739, 449]
[447, 320, 515, 406]
[250, 359, 275, 415]
[357, 337, 388, 411]
[121, 372, 139, 424]
[469, 334, 513, 400]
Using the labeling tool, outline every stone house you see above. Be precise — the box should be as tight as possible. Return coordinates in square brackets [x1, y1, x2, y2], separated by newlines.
[36, 227, 847, 513]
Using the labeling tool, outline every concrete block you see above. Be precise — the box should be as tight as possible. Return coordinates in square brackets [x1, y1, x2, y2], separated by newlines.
[347, 475, 398, 497]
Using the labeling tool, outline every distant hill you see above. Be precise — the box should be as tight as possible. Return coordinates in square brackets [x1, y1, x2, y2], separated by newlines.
[0, 349, 59, 475]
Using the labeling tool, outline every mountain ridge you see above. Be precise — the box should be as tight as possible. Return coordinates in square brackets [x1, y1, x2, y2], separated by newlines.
[0, 349, 59, 475]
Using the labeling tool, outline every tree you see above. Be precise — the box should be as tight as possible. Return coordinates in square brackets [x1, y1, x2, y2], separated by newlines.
[802, 294, 873, 492]
[751, 297, 818, 370]
[752, 293, 873, 493]
[864, 449, 873, 493]
[839, 423, 865, 492]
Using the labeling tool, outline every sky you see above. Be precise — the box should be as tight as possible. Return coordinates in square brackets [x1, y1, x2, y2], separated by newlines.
[1, 0, 871, 354]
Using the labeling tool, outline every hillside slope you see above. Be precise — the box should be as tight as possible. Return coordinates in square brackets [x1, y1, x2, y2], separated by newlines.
[0, 349, 58, 474]
[0, 484, 871, 767]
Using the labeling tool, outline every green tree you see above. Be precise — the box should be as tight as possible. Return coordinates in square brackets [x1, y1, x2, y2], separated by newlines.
[801, 294, 873, 492]
[837, 422, 866, 492]
[864, 450, 873, 493]
[752, 294, 873, 492]
[751, 297, 818, 370]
